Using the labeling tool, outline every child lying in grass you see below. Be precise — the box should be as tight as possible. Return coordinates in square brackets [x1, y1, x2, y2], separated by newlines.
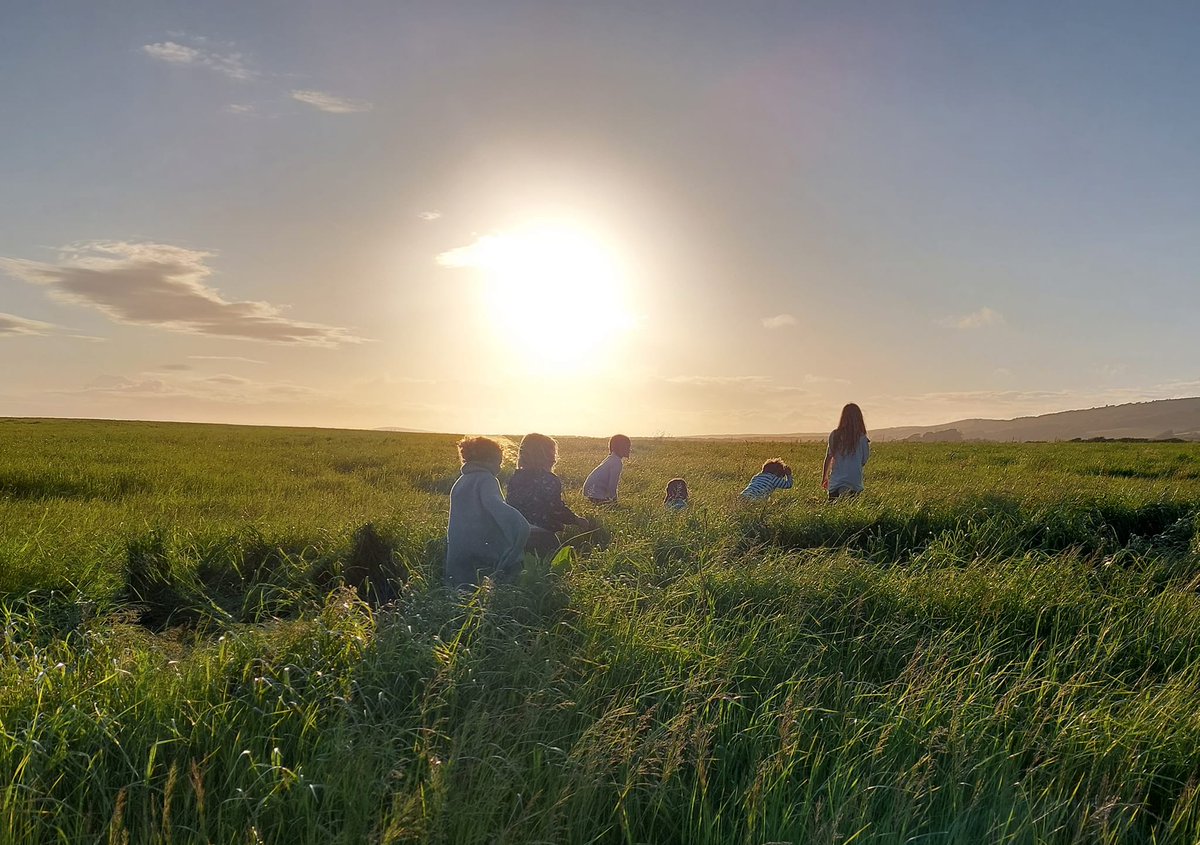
[739, 459, 794, 500]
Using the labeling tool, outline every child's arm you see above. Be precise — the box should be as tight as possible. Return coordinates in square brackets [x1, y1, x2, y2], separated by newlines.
[549, 475, 583, 526]
[778, 473, 794, 491]
[484, 477, 531, 572]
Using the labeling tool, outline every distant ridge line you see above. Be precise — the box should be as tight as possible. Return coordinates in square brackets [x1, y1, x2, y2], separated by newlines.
[693, 397, 1200, 443]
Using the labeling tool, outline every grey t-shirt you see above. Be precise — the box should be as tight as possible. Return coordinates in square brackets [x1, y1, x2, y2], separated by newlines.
[826, 433, 870, 493]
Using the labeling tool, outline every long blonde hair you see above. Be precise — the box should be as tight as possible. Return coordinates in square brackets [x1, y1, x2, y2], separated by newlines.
[517, 433, 557, 471]
[830, 403, 866, 457]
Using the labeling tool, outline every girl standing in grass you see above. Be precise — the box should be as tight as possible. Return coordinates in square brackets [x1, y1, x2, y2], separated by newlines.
[822, 403, 870, 500]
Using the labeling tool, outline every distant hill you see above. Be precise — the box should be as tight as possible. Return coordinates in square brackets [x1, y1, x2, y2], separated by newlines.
[873, 397, 1200, 442]
[695, 398, 1200, 443]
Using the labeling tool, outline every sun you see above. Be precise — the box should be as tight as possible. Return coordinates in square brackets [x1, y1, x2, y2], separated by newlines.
[438, 221, 637, 371]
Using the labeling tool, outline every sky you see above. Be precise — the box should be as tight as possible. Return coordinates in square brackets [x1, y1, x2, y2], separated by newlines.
[2, 1, 1199, 436]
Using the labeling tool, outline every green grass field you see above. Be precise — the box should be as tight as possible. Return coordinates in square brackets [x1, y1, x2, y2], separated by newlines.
[3, 417, 1200, 844]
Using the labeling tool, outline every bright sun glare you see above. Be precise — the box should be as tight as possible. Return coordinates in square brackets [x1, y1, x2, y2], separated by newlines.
[438, 222, 637, 371]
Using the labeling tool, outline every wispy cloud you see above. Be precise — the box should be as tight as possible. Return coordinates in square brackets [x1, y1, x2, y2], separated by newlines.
[142, 40, 254, 81]
[290, 89, 373, 114]
[418, 211, 442, 221]
[651, 375, 823, 434]
[1, 242, 364, 346]
[70, 371, 324, 404]
[188, 355, 267, 364]
[0, 312, 57, 337]
[939, 306, 1004, 329]
[663, 375, 813, 400]
[761, 313, 797, 329]
[143, 34, 371, 117]
[666, 375, 771, 387]
[802, 373, 851, 385]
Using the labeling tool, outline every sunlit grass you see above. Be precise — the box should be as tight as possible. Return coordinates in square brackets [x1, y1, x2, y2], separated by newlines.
[1, 418, 1199, 842]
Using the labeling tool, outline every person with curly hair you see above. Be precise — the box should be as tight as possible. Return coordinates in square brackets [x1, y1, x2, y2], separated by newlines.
[445, 436, 530, 587]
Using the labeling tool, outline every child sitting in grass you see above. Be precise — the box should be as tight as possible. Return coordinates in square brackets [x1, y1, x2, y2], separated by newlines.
[445, 436, 530, 588]
[583, 434, 631, 504]
[506, 433, 591, 557]
[739, 459, 794, 500]
[664, 477, 689, 510]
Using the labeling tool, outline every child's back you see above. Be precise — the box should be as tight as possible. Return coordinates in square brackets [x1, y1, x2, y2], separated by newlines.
[507, 467, 579, 532]
[445, 438, 530, 587]
[583, 434, 631, 504]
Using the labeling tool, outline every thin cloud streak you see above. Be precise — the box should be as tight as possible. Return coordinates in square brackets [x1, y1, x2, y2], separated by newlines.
[1, 242, 364, 346]
[290, 90, 373, 113]
[142, 41, 254, 80]
[939, 306, 1004, 329]
[188, 355, 268, 364]
[0, 312, 57, 337]
[68, 371, 326, 404]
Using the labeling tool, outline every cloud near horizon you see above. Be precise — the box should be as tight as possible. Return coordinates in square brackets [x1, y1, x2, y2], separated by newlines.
[142, 40, 254, 81]
[69, 371, 325, 404]
[290, 90, 373, 113]
[1, 242, 363, 346]
[188, 354, 267, 364]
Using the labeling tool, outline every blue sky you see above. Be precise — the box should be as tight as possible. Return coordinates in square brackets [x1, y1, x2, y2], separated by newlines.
[2, 1, 1198, 434]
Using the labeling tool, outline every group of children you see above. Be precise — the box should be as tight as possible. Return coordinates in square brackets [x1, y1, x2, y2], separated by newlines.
[445, 403, 871, 587]
[445, 433, 632, 587]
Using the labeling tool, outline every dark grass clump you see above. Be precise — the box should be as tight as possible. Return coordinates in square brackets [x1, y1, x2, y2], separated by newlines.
[342, 522, 407, 605]
[122, 531, 217, 630]
[0, 469, 150, 501]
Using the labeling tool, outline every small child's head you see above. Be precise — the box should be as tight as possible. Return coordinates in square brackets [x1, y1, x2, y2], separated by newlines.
[761, 458, 791, 477]
[609, 434, 632, 459]
[518, 432, 558, 471]
[457, 436, 503, 473]
[664, 477, 688, 502]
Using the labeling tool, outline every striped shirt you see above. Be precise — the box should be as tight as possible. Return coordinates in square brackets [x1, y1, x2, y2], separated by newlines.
[739, 472, 793, 500]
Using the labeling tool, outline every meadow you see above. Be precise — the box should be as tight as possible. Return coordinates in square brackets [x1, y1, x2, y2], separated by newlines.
[2, 417, 1200, 844]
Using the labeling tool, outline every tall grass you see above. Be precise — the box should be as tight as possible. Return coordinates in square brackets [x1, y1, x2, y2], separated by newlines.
[1, 418, 1199, 842]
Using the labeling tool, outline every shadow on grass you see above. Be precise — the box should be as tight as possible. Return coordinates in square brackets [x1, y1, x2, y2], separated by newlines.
[0, 470, 151, 501]
[734, 497, 1198, 562]
[122, 523, 421, 631]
